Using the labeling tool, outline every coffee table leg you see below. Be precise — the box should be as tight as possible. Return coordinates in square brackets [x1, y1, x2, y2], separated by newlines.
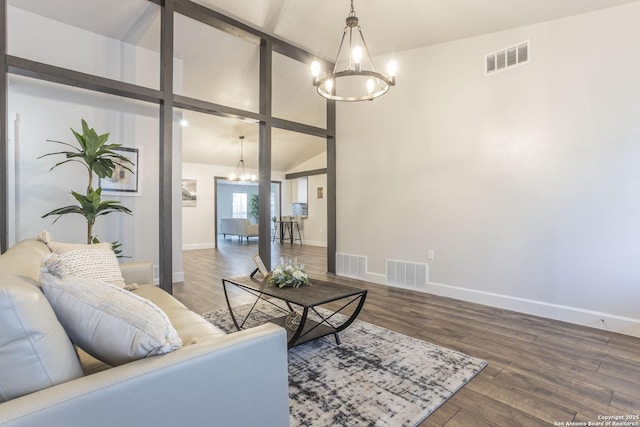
[334, 333, 341, 345]
[287, 306, 309, 349]
[222, 278, 268, 331]
[332, 292, 368, 335]
[222, 279, 241, 331]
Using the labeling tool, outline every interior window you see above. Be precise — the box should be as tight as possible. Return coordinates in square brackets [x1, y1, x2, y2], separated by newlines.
[232, 193, 247, 218]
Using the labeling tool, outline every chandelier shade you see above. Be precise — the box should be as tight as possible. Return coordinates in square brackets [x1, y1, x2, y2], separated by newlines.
[228, 136, 256, 182]
[311, 0, 397, 102]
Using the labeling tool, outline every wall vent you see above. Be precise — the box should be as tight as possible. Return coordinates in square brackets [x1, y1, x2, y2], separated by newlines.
[386, 259, 428, 291]
[336, 253, 367, 279]
[485, 40, 530, 76]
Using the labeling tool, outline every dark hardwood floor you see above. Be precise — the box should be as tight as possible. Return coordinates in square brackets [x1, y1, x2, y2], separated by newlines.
[173, 238, 640, 426]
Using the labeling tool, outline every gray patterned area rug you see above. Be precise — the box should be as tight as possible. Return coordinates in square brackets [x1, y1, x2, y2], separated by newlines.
[202, 304, 486, 427]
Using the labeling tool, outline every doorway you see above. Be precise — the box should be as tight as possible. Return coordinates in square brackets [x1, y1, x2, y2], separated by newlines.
[214, 178, 282, 248]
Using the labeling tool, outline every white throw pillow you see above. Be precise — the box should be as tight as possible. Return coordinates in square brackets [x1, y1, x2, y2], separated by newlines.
[0, 281, 84, 402]
[47, 241, 126, 288]
[39, 272, 182, 366]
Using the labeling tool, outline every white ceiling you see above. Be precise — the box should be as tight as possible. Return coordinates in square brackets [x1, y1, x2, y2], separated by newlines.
[194, 0, 639, 59]
[10, 0, 639, 171]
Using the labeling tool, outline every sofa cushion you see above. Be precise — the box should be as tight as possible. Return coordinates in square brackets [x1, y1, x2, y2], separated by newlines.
[220, 218, 259, 237]
[0, 239, 51, 284]
[133, 285, 226, 344]
[39, 273, 182, 366]
[0, 281, 84, 403]
[46, 241, 126, 288]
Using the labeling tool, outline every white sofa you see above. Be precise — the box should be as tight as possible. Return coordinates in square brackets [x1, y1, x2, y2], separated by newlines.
[220, 218, 259, 243]
[0, 239, 289, 427]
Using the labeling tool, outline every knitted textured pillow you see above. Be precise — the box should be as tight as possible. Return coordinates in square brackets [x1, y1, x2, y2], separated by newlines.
[47, 241, 126, 288]
[39, 272, 182, 366]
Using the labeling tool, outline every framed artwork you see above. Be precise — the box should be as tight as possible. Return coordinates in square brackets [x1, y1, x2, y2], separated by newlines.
[251, 254, 270, 279]
[99, 146, 140, 196]
[182, 179, 197, 207]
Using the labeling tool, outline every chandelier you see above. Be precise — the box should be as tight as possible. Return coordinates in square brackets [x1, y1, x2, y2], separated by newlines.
[311, 0, 397, 102]
[228, 136, 256, 182]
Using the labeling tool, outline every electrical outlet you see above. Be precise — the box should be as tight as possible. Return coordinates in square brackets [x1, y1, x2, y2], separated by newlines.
[427, 250, 434, 260]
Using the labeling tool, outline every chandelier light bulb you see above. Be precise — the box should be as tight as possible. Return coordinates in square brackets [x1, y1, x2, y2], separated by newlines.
[229, 173, 236, 181]
[387, 60, 398, 77]
[325, 79, 334, 93]
[366, 78, 375, 95]
[352, 46, 363, 72]
[311, 60, 321, 78]
[352, 46, 363, 64]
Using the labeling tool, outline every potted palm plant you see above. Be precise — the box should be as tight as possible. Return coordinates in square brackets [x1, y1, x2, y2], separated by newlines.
[248, 193, 259, 224]
[40, 119, 133, 244]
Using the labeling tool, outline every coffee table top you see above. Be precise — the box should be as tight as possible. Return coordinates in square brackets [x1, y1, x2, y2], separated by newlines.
[224, 275, 367, 308]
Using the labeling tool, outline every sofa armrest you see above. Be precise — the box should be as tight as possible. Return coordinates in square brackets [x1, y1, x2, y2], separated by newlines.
[119, 261, 154, 285]
[246, 223, 259, 236]
[0, 323, 289, 427]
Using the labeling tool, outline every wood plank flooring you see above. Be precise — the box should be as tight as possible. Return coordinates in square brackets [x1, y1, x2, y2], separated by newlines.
[173, 238, 640, 426]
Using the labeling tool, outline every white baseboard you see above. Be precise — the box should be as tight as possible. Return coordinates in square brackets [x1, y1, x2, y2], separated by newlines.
[302, 240, 327, 247]
[364, 272, 386, 284]
[183, 243, 215, 250]
[427, 281, 640, 338]
[152, 266, 185, 285]
[338, 271, 640, 338]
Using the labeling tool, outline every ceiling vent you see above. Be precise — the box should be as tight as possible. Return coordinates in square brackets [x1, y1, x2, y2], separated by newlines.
[485, 40, 530, 76]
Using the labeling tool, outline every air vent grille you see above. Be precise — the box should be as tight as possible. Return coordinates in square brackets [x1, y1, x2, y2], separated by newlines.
[336, 253, 367, 279]
[485, 40, 530, 76]
[386, 259, 428, 291]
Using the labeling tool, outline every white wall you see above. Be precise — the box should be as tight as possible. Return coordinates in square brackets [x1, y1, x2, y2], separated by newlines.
[336, 3, 640, 336]
[7, 6, 184, 283]
[286, 152, 328, 247]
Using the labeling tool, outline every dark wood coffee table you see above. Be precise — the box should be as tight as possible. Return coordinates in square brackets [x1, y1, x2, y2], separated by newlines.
[222, 276, 367, 349]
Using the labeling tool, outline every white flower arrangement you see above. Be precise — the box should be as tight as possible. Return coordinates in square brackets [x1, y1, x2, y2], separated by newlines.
[268, 258, 309, 288]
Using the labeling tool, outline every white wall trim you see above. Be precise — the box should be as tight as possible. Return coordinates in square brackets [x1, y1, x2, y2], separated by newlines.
[338, 268, 640, 337]
[364, 271, 386, 284]
[183, 243, 215, 251]
[153, 265, 184, 285]
[302, 240, 327, 248]
[7, 113, 18, 248]
[185, 241, 326, 250]
[427, 281, 640, 338]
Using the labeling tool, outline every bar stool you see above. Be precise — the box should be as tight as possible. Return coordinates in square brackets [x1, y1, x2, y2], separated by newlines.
[291, 219, 303, 245]
[273, 217, 294, 243]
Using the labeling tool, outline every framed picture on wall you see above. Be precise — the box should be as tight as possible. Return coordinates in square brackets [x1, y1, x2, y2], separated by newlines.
[99, 146, 141, 196]
[182, 179, 197, 207]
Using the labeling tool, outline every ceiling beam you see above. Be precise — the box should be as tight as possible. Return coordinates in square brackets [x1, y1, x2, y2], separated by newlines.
[7, 56, 163, 104]
[173, 94, 264, 123]
[272, 117, 334, 139]
[172, 0, 333, 70]
[285, 169, 327, 180]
